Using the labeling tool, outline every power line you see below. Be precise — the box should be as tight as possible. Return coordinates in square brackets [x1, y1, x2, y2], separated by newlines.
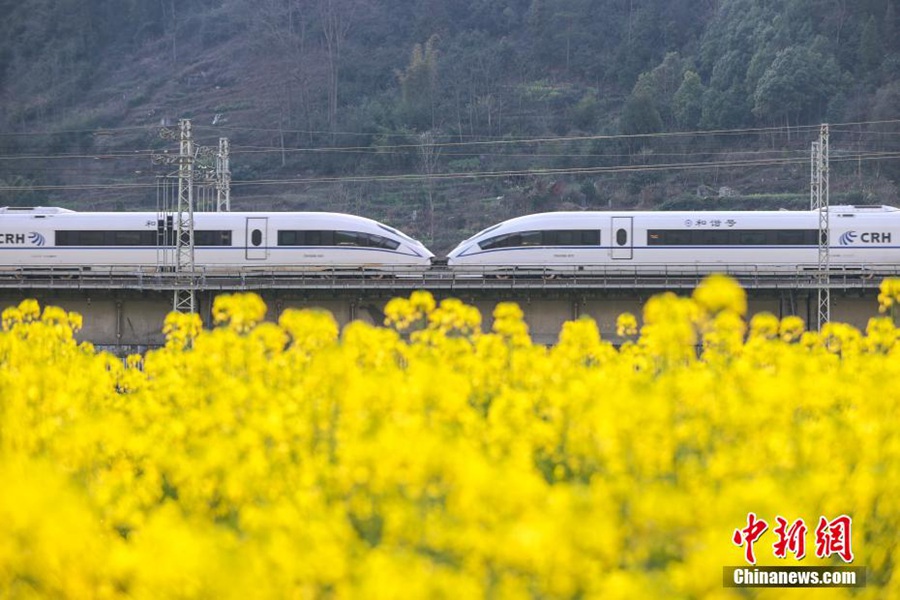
[2, 119, 898, 193]
[0, 119, 896, 167]
[2, 150, 898, 192]
[3, 117, 899, 145]
[0, 151, 160, 161]
[197, 118, 900, 141]
[226, 151, 900, 187]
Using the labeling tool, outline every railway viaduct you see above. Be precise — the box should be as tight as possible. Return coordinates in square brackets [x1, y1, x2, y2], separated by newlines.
[0, 267, 891, 354]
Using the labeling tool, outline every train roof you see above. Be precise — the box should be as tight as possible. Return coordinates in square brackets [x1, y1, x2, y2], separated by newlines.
[488, 205, 897, 224]
[0, 207, 397, 227]
[504, 205, 898, 219]
[0, 207, 383, 218]
[0, 206, 76, 214]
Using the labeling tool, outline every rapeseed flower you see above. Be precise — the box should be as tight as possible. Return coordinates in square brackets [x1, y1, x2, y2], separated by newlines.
[0, 279, 897, 597]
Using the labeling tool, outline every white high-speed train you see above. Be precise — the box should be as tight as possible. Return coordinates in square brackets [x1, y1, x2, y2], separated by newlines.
[0, 207, 433, 270]
[4, 205, 899, 275]
[447, 206, 900, 272]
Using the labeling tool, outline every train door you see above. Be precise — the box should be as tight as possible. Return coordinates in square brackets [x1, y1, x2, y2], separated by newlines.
[245, 217, 268, 260]
[611, 216, 633, 260]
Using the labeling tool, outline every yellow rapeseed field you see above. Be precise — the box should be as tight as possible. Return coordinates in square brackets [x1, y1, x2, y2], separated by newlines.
[0, 275, 897, 598]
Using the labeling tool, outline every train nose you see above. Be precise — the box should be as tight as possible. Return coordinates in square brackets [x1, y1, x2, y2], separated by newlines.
[417, 243, 435, 259]
[446, 243, 468, 259]
[445, 243, 469, 266]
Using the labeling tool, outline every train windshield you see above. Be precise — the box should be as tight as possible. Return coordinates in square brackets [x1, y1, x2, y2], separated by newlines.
[377, 224, 417, 243]
[479, 229, 601, 250]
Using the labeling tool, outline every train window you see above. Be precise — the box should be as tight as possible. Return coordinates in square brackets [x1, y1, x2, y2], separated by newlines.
[362, 233, 401, 250]
[651, 230, 693, 245]
[333, 231, 355, 246]
[56, 230, 156, 246]
[112, 231, 140, 245]
[616, 228, 628, 246]
[333, 231, 402, 249]
[278, 230, 398, 249]
[738, 231, 768, 245]
[194, 231, 232, 246]
[251, 229, 263, 246]
[133, 232, 156, 245]
[672, 231, 694, 246]
[671, 231, 691, 245]
[695, 230, 731, 245]
[776, 230, 818, 245]
[479, 233, 519, 250]
[647, 229, 818, 246]
[113, 231, 155, 245]
[647, 230, 690, 245]
[278, 230, 333, 246]
[80, 231, 105, 246]
[520, 231, 542, 246]
[480, 229, 600, 249]
[777, 231, 802, 245]
[305, 231, 322, 245]
[552, 230, 600, 245]
[580, 230, 600, 245]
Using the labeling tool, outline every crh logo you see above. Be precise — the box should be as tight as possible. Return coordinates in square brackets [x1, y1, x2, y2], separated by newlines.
[839, 231, 892, 245]
[0, 233, 26, 245]
[839, 231, 858, 245]
[0, 232, 45, 246]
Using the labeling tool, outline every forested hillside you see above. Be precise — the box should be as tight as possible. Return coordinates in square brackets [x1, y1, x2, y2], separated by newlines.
[1, 0, 899, 252]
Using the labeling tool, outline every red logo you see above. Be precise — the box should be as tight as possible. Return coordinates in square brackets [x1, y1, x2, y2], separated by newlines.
[734, 513, 853, 564]
[815, 515, 854, 563]
[732, 513, 768, 565]
[773, 516, 808, 560]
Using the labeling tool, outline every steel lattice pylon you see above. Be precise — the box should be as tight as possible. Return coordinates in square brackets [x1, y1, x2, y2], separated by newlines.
[153, 119, 231, 314]
[173, 119, 196, 314]
[811, 124, 830, 330]
[217, 138, 231, 212]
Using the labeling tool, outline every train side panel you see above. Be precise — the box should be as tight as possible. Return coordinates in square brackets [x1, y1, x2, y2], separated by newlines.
[447, 207, 900, 273]
[0, 209, 432, 271]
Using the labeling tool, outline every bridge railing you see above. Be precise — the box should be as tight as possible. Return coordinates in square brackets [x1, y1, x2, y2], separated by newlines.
[0, 263, 896, 291]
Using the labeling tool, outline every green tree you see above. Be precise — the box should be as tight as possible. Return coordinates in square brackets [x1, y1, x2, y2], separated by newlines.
[752, 45, 841, 126]
[632, 52, 686, 128]
[698, 0, 774, 127]
[673, 70, 704, 130]
[525, 0, 555, 66]
[620, 93, 663, 137]
[857, 15, 882, 73]
[315, 0, 362, 138]
[701, 49, 753, 128]
[569, 92, 600, 132]
[396, 35, 440, 131]
[615, 2, 666, 87]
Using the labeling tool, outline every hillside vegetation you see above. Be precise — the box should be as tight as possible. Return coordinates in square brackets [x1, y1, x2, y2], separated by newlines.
[1, 0, 899, 253]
